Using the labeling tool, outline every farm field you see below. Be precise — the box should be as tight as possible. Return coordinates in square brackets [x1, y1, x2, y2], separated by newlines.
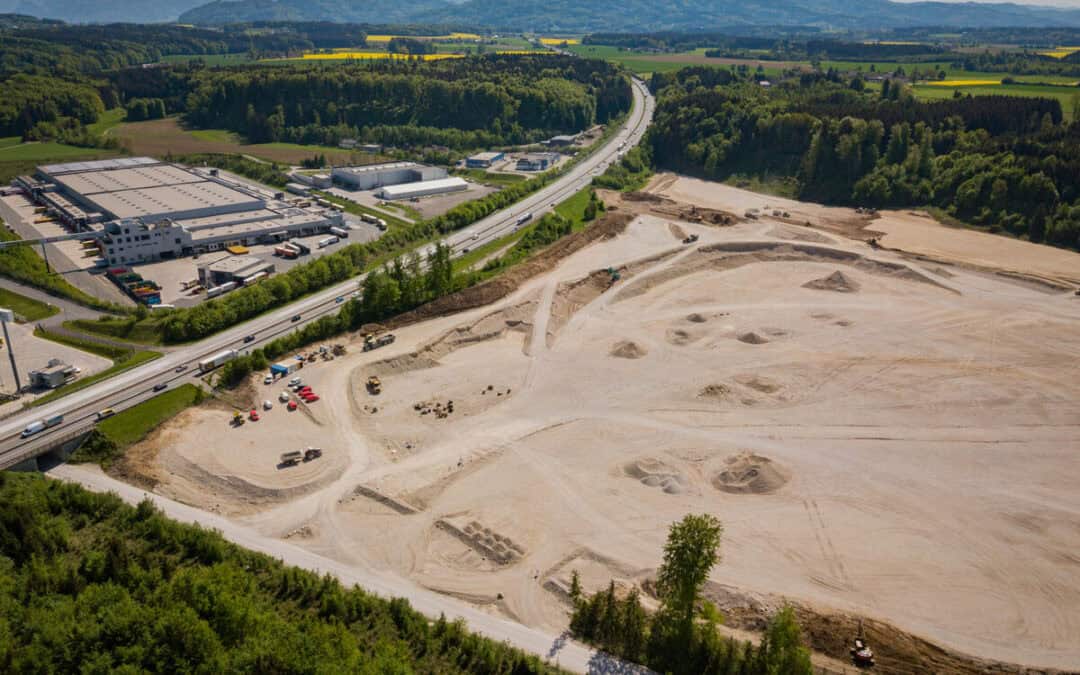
[112, 117, 385, 165]
[913, 82, 1079, 120]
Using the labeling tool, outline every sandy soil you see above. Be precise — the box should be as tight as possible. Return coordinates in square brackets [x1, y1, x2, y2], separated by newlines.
[123, 181, 1080, 671]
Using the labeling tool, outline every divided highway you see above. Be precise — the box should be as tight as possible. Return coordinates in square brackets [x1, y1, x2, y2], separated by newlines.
[0, 77, 654, 470]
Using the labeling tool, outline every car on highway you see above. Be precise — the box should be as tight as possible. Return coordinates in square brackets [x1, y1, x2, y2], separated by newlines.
[96, 408, 115, 420]
[174, 365, 188, 373]
[153, 383, 168, 392]
[291, 314, 302, 322]
[470, 232, 479, 240]
[335, 296, 344, 303]
[244, 335, 256, 343]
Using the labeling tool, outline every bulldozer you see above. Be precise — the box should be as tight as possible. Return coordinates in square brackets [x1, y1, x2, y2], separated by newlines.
[366, 376, 382, 395]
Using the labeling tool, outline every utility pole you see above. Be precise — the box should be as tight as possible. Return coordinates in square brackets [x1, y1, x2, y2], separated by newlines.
[0, 309, 20, 395]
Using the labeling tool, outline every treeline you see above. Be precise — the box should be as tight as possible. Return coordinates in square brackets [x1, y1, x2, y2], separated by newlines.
[123, 97, 166, 122]
[181, 55, 630, 149]
[648, 68, 1080, 249]
[569, 514, 813, 674]
[218, 244, 455, 385]
[0, 74, 104, 138]
[0, 472, 562, 673]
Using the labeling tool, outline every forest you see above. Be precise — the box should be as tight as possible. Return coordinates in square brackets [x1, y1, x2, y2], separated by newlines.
[0, 472, 560, 673]
[180, 55, 631, 148]
[647, 67, 1080, 249]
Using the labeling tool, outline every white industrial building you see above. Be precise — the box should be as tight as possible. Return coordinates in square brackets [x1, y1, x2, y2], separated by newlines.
[378, 177, 469, 200]
[198, 255, 276, 287]
[14, 157, 344, 266]
[331, 162, 447, 191]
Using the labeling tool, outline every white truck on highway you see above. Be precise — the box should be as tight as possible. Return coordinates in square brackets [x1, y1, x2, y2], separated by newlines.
[21, 414, 63, 438]
[198, 349, 239, 373]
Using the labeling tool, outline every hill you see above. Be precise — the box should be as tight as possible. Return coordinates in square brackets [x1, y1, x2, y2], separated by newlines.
[177, 0, 1080, 30]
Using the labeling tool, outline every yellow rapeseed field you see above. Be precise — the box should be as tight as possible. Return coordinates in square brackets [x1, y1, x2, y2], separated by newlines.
[364, 32, 482, 43]
[540, 37, 580, 45]
[300, 52, 464, 61]
[1037, 47, 1080, 59]
[926, 79, 1001, 87]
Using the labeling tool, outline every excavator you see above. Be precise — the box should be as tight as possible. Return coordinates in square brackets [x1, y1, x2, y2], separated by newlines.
[231, 411, 245, 427]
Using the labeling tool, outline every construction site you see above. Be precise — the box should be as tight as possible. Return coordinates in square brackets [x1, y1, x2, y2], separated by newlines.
[101, 174, 1080, 673]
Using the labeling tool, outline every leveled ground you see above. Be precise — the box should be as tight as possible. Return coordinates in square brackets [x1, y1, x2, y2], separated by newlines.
[106, 177, 1080, 672]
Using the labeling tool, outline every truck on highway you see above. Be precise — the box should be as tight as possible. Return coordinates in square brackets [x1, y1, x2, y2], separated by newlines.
[199, 349, 239, 373]
[516, 213, 533, 227]
[21, 414, 63, 438]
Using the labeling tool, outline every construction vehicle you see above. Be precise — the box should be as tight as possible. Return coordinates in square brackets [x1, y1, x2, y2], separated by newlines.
[366, 376, 382, 395]
[605, 267, 621, 284]
[232, 411, 245, 426]
[362, 333, 396, 352]
[280, 450, 303, 467]
[682, 234, 699, 245]
[303, 447, 323, 461]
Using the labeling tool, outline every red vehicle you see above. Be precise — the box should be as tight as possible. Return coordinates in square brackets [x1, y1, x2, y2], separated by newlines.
[287, 400, 298, 411]
[303, 394, 320, 403]
[298, 386, 312, 394]
[249, 409, 260, 421]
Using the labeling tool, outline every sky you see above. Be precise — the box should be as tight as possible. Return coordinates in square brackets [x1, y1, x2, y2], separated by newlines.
[891, 0, 1080, 5]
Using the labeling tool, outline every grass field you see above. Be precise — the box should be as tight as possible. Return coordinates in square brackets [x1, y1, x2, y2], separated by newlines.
[112, 117, 385, 166]
[316, 192, 412, 230]
[94, 383, 202, 448]
[64, 317, 166, 346]
[159, 53, 257, 66]
[0, 288, 58, 322]
[453, 168, 528, 187]
[913, 82, 1080, 121]
[86, 108, 127, 137]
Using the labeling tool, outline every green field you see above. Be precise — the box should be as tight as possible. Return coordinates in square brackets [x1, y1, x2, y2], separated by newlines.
[0, 140, 115, 163]
[0, 288, 58, 322]
[453, 168, 528, 187]
[94, 383, 202, 448]
[85, 108, 127, 136]
[913, 82, 1079, 121]
[158, 52, 257, 66]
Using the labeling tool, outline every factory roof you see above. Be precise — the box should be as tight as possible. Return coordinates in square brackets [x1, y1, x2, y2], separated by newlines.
[333, 161, 418, 176]
[468, 151, 504, 161]
[86, 182, 263, 220]
[52, 164, 204, 196]
[379, 177, 468, 199]
[39, 157, 160, 176]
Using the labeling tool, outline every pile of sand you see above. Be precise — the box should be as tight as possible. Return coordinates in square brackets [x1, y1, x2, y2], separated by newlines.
[624, 458, 689, 494]
[735, 374, 782, 394]
[803, 270, 860, 293]
[667, 328, 702, 346]
[610, 340, 648, 359]
[712, 452, 789, 494]
[698, 384, 732, 399]
[686, 313, 708, 323]
[737, 332, 769, 345]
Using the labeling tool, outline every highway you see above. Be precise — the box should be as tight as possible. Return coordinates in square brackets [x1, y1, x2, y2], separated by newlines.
[0, 76, 652, 474]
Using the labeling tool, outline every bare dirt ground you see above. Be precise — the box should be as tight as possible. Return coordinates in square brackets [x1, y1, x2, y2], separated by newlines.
[119, 175, 1080, 673]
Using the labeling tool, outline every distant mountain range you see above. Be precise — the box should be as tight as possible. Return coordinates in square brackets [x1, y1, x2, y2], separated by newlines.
[4, 0, 1080, 31]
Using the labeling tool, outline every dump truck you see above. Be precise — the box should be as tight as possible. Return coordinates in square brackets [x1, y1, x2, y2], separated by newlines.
[280, 450, 303, 467]
[362, 333, 396, 352]
[366, 376, 382, 395]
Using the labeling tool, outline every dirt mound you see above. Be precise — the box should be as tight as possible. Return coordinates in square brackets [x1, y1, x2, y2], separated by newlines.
[766, 225, 834, 243]
[624, 458, 688, 494]
[803, 270, 860, 293]
[698, 384, 732, 399]
[610, 340, 648, 359]
[686, 313, 708, 323]
[667, 328, 703, 346]
[668, 222, 688, 240]
[712, 452, 789, 494]
[735, 374, 782, 394]
[737, 332, 769, 345]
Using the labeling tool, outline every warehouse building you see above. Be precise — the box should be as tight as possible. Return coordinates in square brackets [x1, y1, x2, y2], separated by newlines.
[198, 255, 276, 288]
[465, 151, 505, 169]
[331, 162, 447, 191]
[14, 157, 344, 266]
[378, 177, 469, 200]
[516, 153, 560, 171]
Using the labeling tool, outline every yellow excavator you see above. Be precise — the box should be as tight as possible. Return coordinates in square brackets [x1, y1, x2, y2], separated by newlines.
[232, 411, 245, 426]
